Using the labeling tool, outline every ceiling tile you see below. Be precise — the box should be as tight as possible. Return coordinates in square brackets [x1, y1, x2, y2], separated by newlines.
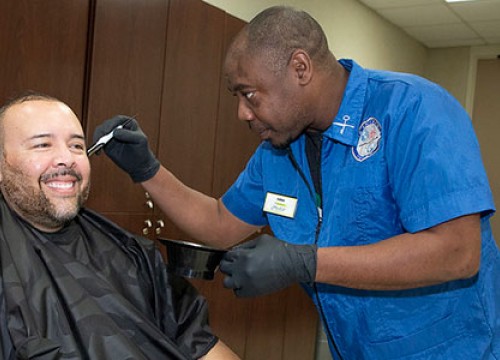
[449, 0, 500, 22]
[377, 4, 462, 27]
[424, 37, 486, 48]
[405, 22, 479, 41]
[358, 0, 440, 9]
[358, 0, 500, 48]
[483, 36, 500, 44]
[470, 20, 500, 37]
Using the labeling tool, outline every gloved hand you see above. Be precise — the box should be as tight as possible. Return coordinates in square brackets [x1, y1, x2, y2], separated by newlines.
[92, 115, 160, 183]
[219, 234, 317, 297]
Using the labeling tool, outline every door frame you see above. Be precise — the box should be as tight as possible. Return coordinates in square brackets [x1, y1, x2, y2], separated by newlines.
[465, 45, 500, 117]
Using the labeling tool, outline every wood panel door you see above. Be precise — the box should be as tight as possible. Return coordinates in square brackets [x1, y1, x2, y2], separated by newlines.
[193, 13, 253, 356]
[212, 15, 262, 198]
[155, 0, 225, 241]
[0, 0, 89, 116]
[84, 0, 169, 232]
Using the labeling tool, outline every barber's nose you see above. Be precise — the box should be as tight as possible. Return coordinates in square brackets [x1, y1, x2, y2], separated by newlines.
[237, 100, 255, 122]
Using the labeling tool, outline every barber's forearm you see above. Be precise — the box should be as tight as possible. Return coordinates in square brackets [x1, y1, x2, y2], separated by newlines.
[315, 214, 481, 290]
[141, 166, 258, 248]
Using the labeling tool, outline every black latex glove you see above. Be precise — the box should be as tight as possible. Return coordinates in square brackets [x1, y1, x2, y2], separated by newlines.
[219, 234, 317, 297]
[92, 115, 160, 183]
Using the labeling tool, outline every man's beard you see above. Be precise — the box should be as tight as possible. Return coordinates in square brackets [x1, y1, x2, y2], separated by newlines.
[0, 158, 90, 231]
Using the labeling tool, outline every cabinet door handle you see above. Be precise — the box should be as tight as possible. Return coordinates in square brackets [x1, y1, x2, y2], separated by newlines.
[155, 219, 165, 235]
[143, 219, 153, 235]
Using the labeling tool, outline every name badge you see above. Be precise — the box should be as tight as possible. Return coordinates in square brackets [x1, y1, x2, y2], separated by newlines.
[263, 192, 297, 218]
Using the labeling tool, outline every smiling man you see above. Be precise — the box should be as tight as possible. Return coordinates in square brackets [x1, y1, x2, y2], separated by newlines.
[0, 96, 90, 232]
[0, 93, 238, 360]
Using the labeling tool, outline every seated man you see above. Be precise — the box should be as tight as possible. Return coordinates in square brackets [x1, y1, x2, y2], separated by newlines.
[0, 93, 238, 360]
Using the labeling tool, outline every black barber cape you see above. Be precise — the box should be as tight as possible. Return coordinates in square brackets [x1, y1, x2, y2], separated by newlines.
[0, 195, 217, 359]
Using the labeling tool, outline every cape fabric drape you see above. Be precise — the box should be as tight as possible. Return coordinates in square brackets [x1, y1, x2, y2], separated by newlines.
[0, 195, 217, 359]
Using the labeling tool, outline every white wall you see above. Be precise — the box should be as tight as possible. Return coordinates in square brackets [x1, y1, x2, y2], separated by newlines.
[425, 47, 471, 107]
[425, 45, 500, 113]
[203, 0, 500, 113]
[202, 0, 427, 74]
[465, 45, 500, 114]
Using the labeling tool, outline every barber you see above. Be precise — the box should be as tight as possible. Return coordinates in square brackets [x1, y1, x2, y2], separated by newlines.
[94, 6, 500, 359]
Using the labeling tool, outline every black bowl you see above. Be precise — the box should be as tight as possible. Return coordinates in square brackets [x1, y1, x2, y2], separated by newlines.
[158, 238, 227, 280]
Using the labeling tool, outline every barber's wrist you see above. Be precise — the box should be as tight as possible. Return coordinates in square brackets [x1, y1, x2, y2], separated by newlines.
[290, 243, 317, 284]
[129, 157, 160, 183]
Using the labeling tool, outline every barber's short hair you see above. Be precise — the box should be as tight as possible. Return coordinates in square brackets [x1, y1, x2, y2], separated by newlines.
[245, 6, 330, 74]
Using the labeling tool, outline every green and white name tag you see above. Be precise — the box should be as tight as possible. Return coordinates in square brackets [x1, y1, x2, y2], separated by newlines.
[263, 192, 297, 218]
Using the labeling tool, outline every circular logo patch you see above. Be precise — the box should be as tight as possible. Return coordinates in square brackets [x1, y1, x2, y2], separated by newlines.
[352, 117, 382, 162]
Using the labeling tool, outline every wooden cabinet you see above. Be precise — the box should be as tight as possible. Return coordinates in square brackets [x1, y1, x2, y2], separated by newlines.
[156, 0, 225, 240]
[0, 0, 89, 115]
[0, 0, 319, 358]
[84, 0, 169, 229]
[212, 14, 264, 199]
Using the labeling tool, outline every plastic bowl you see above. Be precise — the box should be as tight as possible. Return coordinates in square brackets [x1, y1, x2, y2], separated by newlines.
[158, 238, 227, 280]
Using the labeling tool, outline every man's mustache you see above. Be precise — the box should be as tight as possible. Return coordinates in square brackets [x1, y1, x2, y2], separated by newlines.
[40, 168, 82, 182]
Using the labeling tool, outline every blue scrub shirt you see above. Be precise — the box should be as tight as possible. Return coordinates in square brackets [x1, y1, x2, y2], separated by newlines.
[222, 59, 500, 359]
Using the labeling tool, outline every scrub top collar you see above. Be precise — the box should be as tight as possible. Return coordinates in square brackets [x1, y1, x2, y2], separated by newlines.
[322, 59, 367, 147]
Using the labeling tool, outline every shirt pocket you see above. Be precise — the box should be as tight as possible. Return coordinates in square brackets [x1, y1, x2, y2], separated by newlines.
[327, 158, 403, 246]
[361, 288, 463, 351]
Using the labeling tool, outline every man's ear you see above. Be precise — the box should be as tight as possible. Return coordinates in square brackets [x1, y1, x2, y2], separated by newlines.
[290, 50, 312, 85]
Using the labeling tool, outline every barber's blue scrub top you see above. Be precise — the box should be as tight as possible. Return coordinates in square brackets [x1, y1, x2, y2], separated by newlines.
[222, 59, 500, 359]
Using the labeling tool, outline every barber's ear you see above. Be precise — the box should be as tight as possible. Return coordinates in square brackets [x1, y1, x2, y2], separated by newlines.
[290, 50, 312, 84]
